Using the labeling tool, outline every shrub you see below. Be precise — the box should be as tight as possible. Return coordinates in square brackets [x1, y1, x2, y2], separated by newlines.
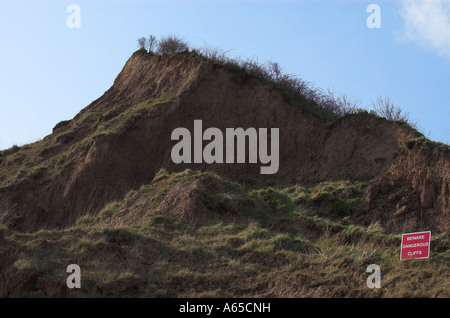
[196, 43, 359, 121]
[371, 96, 420, 131]
[134, 36, 417, 126]
[197, 44, 231, 63]
[372, 96, 408, 121]
[157, 35, 188, 54]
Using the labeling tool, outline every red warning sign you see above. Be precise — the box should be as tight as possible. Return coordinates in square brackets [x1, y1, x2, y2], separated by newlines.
[400, 231, 431, 260]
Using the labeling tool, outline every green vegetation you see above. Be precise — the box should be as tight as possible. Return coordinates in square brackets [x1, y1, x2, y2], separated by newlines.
[396, 120, 423, 136]
[96, 96, 175, 136]
[96, 202, 121, 222]
[52, 119, 71, 132]
[2, 170, 447, 297]
[250, 187, 295, 214]
[407, 136, 450, 150]
[284, 180, 367, 217]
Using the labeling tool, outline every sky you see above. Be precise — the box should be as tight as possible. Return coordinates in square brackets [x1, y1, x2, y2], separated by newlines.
[0, 0, 449, 150]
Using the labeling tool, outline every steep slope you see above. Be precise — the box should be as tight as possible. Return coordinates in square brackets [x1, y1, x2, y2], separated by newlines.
[0, 49, 449, 298]
[0, 49, 447, 236]
[0, 50, 206, 231]
[362, 138, 449, 233]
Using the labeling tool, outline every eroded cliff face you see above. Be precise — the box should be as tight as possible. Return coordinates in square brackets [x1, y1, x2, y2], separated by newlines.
[364, 139, 449, 233]
[0, 49, 449, 298]
[0, 51, 207, 231]
[0, 50, 447, 234]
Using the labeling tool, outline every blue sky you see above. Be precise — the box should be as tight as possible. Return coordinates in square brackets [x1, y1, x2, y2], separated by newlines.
[0, 0, 449, 150]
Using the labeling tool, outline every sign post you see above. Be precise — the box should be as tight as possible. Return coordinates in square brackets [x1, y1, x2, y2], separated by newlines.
[400, 231, 431, 260]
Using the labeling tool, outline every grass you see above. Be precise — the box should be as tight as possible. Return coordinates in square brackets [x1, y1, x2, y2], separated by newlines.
[396, 120, 423, 136]
[406, 136, 450, 150]
[283, 180, 367, 218]
[95, 202, 121, 222]
[1, 170, 448, 297]
[1, 207, 448, 297]
[95, 96, 175, 136]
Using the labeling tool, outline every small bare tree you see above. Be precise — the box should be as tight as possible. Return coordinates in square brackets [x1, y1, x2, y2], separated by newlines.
[372, 96, 419, 129]
[147, 35, 157, 53]
[372, 96, 408, 121]
[267, 61, 283, 82]
[137, 37, 146, 50]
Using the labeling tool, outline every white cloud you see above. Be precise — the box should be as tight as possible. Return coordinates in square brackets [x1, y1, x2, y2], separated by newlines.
[399, 0, 450, 59]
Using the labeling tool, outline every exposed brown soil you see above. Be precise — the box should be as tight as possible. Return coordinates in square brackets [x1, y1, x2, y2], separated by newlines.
[362, 139, 450, 233]
[0, 49, 449, 298]
[2, 49, 445, 234]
